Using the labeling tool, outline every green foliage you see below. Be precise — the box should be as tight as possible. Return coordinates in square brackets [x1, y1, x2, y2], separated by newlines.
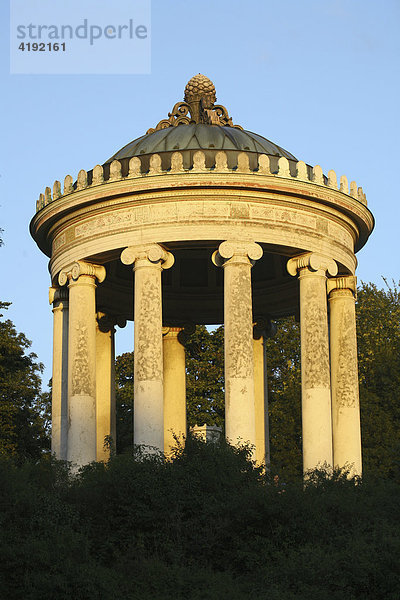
[356, 280, 400, 479]
[266, 316, 302, 478]
[0, 302, 50, 460]
[0, 456, 121, 599]
[0, 443, 399, 599]
[115, 352, 134, 454]
[185, 325, 225, 427]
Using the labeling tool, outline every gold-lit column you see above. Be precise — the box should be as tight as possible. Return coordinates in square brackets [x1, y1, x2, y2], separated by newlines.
[287, 253, 337, 474]
[327, 276, 362, 476]
[59, 261, 106, 468]
[213, 241, 263, 456]
[95, 313, 117, 461]
[121, 244, 174, 453]
[162, 326, 187, 456]
[49, 286, 69, 460]
[253, 320, 275, 467]
[253, 334, 266, 465]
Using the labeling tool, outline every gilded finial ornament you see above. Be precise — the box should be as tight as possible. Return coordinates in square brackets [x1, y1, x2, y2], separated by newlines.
[146, 74, 243, 134]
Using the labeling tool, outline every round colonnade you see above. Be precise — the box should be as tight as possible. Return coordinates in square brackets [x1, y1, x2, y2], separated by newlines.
[30, 75, 374, 474]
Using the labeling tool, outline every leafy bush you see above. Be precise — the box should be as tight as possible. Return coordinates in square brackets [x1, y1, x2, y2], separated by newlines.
[1, 439, 399, 599]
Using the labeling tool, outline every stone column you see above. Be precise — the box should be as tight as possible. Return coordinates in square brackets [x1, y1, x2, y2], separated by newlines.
[287, 253, 337, 473]
[253, 319, 276, 467]
[327, 276, 362, 476]
[162, 326, 187, 456]
[49, 286, 69, 460]
[212, 241, 263, 455]
[253, 334, 266, 465]
[95, 313, 117, 461]
[59, 261, 106, 468]
[121, 244, 174, 452]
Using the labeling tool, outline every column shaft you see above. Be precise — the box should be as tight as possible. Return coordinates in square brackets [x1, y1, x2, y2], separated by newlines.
[224, 258, 255, 448]
[121, 244, 174, 454]
[96, 321, 116, 461]
[299, 268, 333, 471]
[329, 279, 362, 476]
[214, 241, 263, 454]
[253, 336, 267, 465]
[67, 275, 98, 466]
[50, 290, 68, 460]
[134, 259, 164, 451]
[288, 253, 337, 474]
[163, 328, 186, 455]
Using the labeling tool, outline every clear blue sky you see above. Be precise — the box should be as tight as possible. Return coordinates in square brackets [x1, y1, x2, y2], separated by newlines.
[1, 0, 399, 386]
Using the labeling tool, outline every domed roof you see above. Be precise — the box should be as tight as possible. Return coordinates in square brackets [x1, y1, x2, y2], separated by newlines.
[106, 124, 296, 163]
[105, 74, 297, 165]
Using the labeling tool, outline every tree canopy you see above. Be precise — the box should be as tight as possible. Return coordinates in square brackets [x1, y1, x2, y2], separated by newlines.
[0, 302, 50, 460]
[356, 280, 400, 478]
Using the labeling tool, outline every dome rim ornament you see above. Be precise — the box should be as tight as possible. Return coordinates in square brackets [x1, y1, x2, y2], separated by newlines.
[146, 73, 243, 134]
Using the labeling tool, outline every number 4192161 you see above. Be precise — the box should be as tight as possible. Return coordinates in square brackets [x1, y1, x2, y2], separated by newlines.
[18, 42, 66, 51]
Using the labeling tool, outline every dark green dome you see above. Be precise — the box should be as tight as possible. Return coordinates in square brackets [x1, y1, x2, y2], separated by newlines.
[106, 124, 296, 164]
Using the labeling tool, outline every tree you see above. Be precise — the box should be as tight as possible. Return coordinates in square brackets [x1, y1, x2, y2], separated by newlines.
[356, 280, 400, 479]
[265, 316, 302, 477]
[0, 302, 50, 460]
[115, 352, 134, 454]
[185, 325, 225, 428]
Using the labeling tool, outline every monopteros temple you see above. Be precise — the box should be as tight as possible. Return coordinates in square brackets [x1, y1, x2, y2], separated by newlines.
[30, 74, 374, 475]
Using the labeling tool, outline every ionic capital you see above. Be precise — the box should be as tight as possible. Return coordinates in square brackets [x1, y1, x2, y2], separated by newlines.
[162, 323, 195, 346]
[327, 275, 357, 298]
[253, 318, 277, 340]
[212, 240, 263, 267]
[120, 243, 174, 270]
[97, 312, 127, 333]
[58, 261, 106, 286]
[49, 286, 69, 305]
[287, 252, 338, 277]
